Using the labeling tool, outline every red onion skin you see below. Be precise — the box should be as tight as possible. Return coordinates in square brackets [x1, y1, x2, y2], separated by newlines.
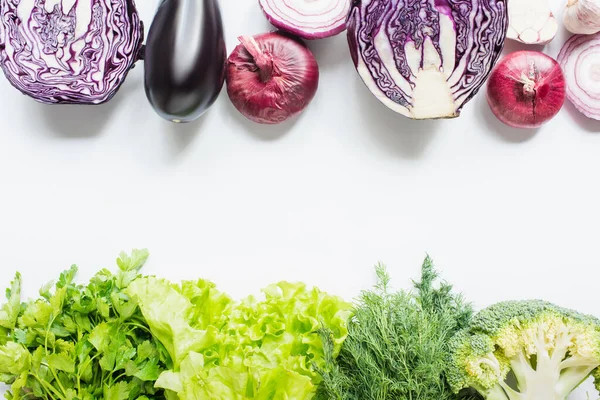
[225, 32, 319, 124]
[486, 51, 566, 129]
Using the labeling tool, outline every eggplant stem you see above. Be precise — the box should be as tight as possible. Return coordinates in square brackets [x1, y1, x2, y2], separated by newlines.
[238, 35, 274, 82]
[137, 45, 145, 62]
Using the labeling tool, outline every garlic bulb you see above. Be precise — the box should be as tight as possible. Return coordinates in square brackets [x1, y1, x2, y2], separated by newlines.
[564, 0, 600, 35]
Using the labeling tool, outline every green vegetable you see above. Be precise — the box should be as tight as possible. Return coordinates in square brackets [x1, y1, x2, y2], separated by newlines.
[126, 276, 353, 399]
[446, 300, 600, 400]
[315, 256, 473, 400]
[0, 249, 171, 400]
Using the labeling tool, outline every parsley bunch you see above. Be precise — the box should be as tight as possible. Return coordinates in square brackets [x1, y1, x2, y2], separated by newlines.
[0, 249, 171, 400]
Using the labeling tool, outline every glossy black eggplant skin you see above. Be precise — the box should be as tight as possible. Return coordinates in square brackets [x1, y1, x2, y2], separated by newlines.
[144, 0, 226, 123]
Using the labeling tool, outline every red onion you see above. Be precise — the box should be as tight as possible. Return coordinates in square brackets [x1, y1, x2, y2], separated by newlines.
[486, 51, 566, 129]
[226, 32, 319, 125]
[557, 32, 600, 120]
[259, 0, 350, 39]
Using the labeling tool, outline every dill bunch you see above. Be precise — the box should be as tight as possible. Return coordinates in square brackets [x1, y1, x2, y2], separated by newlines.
[315, 256, 475, 400]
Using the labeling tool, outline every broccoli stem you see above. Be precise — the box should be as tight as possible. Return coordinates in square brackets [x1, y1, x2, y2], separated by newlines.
[486, 385, 512, 400]
[556, 363, 598, 397]
[497, 326, 600, 400]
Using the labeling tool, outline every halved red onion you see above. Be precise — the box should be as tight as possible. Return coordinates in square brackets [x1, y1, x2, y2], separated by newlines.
[258, 0, 351, 40]
[557, 32, 600, 120]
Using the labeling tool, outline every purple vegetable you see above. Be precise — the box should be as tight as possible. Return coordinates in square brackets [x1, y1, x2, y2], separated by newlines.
[144, 0, 226, 123]
[259, 0, 351, 40]
[226, 32, 319, 124]
[0, 0, 144, 105]
[557, 32, 600, 120]
[348, 0, 508, 120]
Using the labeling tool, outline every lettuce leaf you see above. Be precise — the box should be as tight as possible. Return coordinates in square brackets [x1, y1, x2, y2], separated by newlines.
[129, 278, 352, 399]
[230, 282, 351, 381]
[126, 277, 227, 369]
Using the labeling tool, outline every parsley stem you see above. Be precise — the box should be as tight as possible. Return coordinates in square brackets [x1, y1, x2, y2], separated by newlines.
[32, 373, 65, 400]
[112, 371, 127, 384]
[78, 352, 100, 379]
[42, 364, 68, 398]
[125, 321, 152, 335]
[44, 314, 58, 353]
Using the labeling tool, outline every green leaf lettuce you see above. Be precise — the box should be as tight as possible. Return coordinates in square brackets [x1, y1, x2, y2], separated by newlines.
[127, 278, 352, 399]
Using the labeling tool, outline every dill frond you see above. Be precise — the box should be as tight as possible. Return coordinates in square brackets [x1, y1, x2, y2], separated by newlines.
[316, 256, 473, 400]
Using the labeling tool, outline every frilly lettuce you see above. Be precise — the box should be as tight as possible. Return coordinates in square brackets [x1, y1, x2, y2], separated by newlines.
[127, 278, 352, 399]
[125, 277, 227, 369]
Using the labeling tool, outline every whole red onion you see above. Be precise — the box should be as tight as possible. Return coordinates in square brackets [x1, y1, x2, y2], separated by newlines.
[225, 32, 319, 124]
[486, 51, 566, 129]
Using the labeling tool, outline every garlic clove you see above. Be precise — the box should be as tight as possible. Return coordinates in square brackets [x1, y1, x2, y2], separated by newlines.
[564, 0, 600, 35]
[507, 0, 557, 44]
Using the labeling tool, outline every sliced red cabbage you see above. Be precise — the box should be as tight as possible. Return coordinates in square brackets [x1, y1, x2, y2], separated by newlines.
[348, 0, 508, 120]
[0, 0, 144, 105]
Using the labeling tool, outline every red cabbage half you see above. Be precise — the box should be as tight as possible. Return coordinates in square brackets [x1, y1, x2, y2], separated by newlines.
[348, 0, 508, 120]
[0, 0, 144, 105]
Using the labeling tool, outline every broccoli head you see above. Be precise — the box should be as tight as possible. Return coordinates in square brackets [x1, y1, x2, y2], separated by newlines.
[446, 300, 600, 400]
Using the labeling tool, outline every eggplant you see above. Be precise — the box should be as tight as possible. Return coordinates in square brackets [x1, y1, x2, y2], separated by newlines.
[144, 0, 226, 123]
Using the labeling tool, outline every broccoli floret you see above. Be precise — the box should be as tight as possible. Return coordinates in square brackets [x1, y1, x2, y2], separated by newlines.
[447, 300, 600, 400]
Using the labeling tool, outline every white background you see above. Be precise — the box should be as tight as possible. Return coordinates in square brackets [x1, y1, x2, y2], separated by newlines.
[1, 0, 599, 398]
